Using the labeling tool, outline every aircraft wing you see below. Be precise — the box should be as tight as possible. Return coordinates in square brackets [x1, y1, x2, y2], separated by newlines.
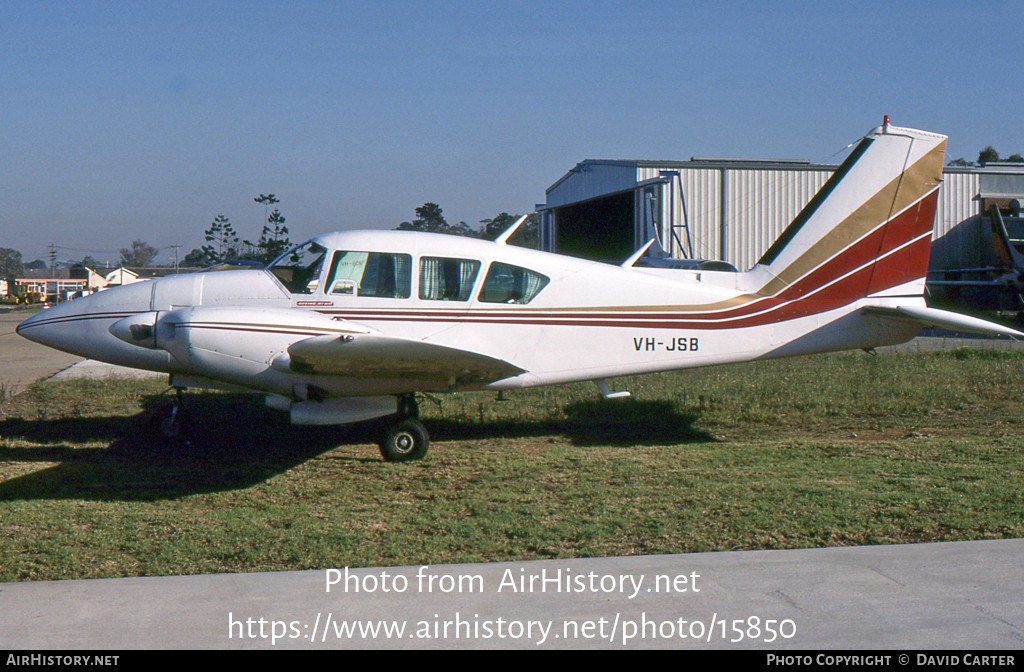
[863, 305, 1024, 338]
[283, 333, 527, 386]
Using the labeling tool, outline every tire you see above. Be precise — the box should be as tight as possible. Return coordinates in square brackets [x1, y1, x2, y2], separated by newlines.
[378, 417, 429, 462]
[148, 404, 184, 439]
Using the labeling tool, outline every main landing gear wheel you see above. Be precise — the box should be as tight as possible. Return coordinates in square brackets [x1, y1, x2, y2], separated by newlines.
[378, 417, 429, 462]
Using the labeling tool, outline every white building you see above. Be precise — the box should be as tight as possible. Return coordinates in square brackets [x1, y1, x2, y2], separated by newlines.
[104, 267, 141, 286]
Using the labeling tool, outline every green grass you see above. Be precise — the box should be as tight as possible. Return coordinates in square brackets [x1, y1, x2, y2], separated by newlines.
[0, 349, 1022, 581]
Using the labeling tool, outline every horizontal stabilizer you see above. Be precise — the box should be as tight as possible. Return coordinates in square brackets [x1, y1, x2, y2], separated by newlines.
[287, 333, 526, 386]
[863, 305, 1024, 338]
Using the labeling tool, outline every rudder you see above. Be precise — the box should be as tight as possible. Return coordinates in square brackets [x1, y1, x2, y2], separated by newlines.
[745, 121, 947, 305]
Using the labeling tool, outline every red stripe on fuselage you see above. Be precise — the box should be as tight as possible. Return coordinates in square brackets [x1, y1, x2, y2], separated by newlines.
[307, 191, 940, 331]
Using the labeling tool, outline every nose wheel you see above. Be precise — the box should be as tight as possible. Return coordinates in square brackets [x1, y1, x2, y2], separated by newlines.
[158, 404, 183, 438]
[148, 387, 187, 440]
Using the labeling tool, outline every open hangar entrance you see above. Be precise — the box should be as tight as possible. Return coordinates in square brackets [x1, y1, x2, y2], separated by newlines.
[551, 191, 635, 262]
[537, 159, 691, 264]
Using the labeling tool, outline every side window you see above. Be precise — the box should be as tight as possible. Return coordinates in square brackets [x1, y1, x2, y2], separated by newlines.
[478, 262, 550, 304]
[419, 257, 481, 301]
[267, 242, 328, 294]
[326, 251, 412, 298]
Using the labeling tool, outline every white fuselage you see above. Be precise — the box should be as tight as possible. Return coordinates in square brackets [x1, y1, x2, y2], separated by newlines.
[16, 229, 921, 400]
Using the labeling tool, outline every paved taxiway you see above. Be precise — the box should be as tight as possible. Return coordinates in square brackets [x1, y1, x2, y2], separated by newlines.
[0, 539, 1021, 649]
[0, 308, 164, 389]
[0, 309, 83, 396]
[2, 310, 1022, 649]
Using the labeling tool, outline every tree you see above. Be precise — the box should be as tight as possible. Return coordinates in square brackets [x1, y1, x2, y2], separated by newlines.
[0, 246, 24, 288]
[0, 248, 24, 286]
[398, 202, 447, 232]
[479, 212, 540, 248]
[480, 212, 519, 240]
[202, 214, 239, 264]
[978, 146, 1000, 164]
[257, 209, 290, 263]
[254, 194, 279, 229]
[246, 195, 291, 264]
[181, 248, 213, 268]
[397, 202, 476, 237]
[119, 240, 159, 267]
[949, 147, 1024, 167]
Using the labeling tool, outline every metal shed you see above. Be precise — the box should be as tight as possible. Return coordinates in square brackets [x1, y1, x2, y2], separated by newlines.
[537, 158, 1024, 273]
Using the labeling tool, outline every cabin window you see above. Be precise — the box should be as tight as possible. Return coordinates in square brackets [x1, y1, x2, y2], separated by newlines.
[478, 262, 550, 304]
[326, 251, 412, 298]
[419, 257, 481, 301]
[267, 242, 328, 294]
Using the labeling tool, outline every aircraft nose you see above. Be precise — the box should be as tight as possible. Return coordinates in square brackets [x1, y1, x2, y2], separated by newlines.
[14, 310, 42, 339]
[15, 298, 92, 351]
[16, 281, 156, 357]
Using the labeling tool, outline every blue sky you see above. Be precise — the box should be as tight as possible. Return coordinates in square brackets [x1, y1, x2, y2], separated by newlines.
[2, 0, 1021, 265]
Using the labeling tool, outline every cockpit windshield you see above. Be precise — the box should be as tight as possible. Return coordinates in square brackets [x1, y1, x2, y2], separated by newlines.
[267, 241, 328, 294]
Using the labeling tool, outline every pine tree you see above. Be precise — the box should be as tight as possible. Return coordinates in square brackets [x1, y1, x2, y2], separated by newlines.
[257, 209, 290, 263]
[202, 214, 238, 264]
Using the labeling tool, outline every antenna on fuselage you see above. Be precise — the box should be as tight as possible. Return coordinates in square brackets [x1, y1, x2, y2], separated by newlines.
[494, 215, 529, 245]
[621, 239, 657, 268]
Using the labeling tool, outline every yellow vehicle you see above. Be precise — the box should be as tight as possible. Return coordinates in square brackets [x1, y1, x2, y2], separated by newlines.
[0, 288, 42, 305]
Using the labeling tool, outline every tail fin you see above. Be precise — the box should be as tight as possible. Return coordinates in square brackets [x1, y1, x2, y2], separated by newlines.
[735, 121, 1022, 341]
[743, 122, 947, 305]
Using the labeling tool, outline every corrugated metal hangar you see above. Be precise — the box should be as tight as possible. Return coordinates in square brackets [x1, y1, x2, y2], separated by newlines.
[536, 157, 1024, 273]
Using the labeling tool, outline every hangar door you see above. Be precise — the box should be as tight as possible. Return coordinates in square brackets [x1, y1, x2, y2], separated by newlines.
[554, 191, 634, 262]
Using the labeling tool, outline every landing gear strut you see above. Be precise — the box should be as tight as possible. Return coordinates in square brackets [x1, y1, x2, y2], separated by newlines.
[397, 392, 420, 418]
[150, 387, 186, 439]
[378, 394, 429, 462]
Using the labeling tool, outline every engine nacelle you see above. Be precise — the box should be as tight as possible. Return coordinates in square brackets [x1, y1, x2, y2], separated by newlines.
[118, 306, 372, 389]
[109, 311, 160, 349]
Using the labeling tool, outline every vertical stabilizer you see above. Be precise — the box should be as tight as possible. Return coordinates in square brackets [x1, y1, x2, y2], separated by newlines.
[743, 122, 947, 306]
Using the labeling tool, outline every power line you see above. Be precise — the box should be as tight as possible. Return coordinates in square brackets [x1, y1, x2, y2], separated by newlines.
[52, 245, 121, 254]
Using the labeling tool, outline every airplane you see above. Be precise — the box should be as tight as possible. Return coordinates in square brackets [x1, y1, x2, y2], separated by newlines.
[18, 119, 1024, 462]
[927, 204, 1024, 311]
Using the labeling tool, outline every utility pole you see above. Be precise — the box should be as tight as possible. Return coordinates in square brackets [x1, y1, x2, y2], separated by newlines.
[169, 244, 182, 274]
[47, 244, 57, 305]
